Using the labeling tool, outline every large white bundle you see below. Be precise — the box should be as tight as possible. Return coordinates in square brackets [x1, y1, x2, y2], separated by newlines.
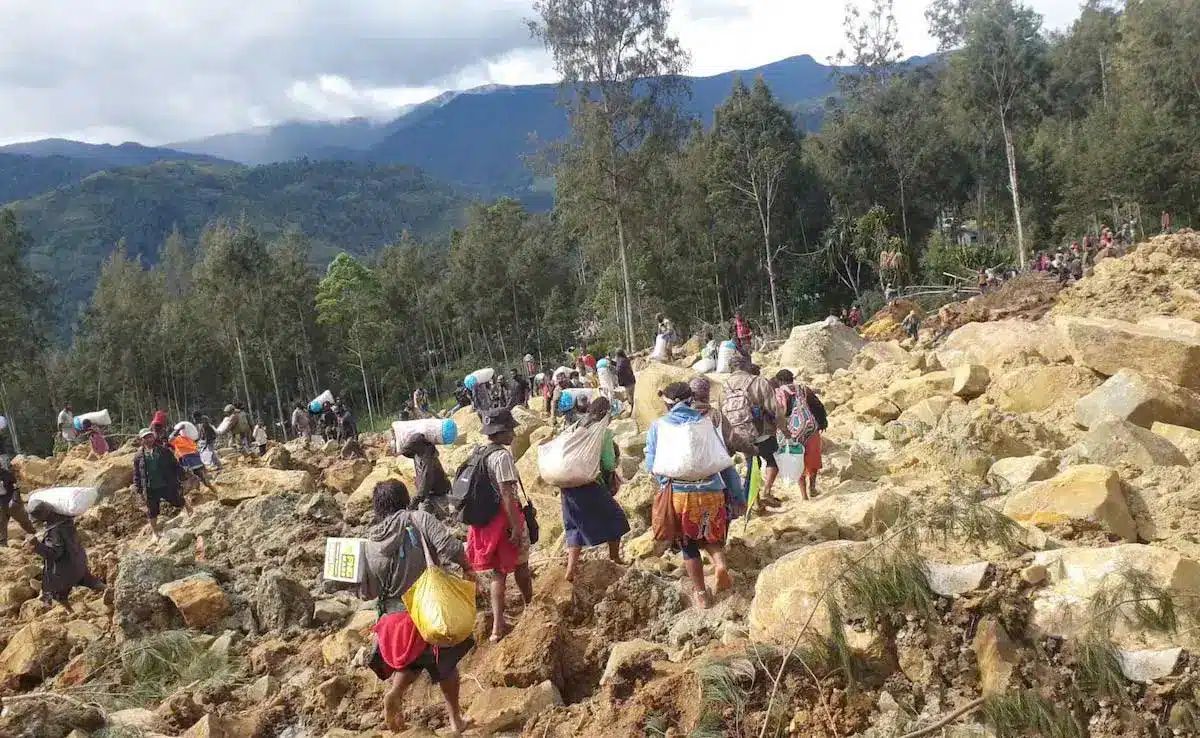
[650, 420, 732, 481]
[27, 486, 99, 517]
[537, 422, 608, 488]
[558, 387, 597, 412]
[469, 367, 495, 385]
[174, 421, 200, 441]
[692, 359, 716, 373]
[716, 340, 739, 373]
[392, 418, 458, 449]
[598, 367, 616, 392]
[216, 415, 234, 435]
[552, 365, 572, 381]
[310, 389, 334, 413]
[650, 334, 670, 361]
[73, 409, 112, 430]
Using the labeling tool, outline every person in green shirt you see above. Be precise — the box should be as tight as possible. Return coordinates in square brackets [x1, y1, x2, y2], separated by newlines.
[557, 397, 629, 583]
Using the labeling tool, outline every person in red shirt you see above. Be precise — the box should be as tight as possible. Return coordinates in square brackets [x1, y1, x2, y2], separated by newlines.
[732, 312, 753, 356]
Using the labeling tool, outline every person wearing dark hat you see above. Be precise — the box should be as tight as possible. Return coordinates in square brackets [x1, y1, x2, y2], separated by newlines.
[646, 382, 734, 609]
[133, 427, 192, 539]
[464, 408, 533, 642]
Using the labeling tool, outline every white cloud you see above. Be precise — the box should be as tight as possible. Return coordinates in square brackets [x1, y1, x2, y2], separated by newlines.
[0, 0, 1089, 145]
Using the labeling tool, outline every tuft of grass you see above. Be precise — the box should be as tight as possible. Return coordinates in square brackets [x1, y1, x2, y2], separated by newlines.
[982, 691, 1083, 738]
[895, 496, 1027, 555]
[840, 550, 935, 624]
[1087, 567, 1182, 637]
[1073, 638, 1128, 700]
[117, 631, 235, 708]
[644, 711, 671, 736]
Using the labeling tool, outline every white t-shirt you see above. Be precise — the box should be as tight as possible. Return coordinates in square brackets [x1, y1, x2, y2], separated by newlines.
[57, 409, 76, 440]
[253, 426, 268, 445]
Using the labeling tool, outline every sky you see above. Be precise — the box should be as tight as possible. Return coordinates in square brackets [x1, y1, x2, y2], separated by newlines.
[0, 0, 1083, 146]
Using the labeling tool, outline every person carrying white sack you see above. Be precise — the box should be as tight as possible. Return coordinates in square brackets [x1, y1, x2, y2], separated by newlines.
[646, 382, 736, 610]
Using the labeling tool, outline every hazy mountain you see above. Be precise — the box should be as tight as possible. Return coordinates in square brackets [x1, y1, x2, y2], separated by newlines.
[0, 138, 229, 167]
[9, 159, 471, 311]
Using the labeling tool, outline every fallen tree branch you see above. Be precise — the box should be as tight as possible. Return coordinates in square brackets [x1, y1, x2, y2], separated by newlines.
[898, 696, 986, 738]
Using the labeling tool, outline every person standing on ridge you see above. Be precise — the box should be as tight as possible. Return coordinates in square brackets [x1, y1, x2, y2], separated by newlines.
[56, 403, 77, 449]
[615, 350, 636, 410]
[731, 311, 753, 357]
[0, 420, 35, 543]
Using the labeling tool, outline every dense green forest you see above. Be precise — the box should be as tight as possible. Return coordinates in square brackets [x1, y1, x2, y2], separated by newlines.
[10, 160, 471, 310]
[1, 0, 1197, 455]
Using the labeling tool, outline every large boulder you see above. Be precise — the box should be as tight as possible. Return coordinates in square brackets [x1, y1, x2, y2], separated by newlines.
[898, 396, 961, 428]
[215, 468, 315, 504]
[10, 455, 57, 490]
[1029, 545, 1200, 649]
[850, 394, 902, 423]
[158, 574, 230, 630]
[1066, 420, 1189, 471]
[633, 361, 695, 432]
[0, 622, 69, 688]
[935, 319, 1068, 371]
[113, 553, 184, 636]
[451, 405, 483, 439]
[990, 364, 1102, 415]
[1139, 315, 1200, 340]
[344, 458, 415, 523]
[1058, 315, 1200, 391]
[777, 318, 867, 375]
[511, 405, 548, 462]
[951, 364, 991, 399]
[253, 570, 313, 632]
[1151, 422, 1200, 463]
[883, 371, 954, 410]
[465, 680, 563, 734]
[1001, 465, 1137, 541]
[987, 456, 1057, 494]
[1074, 369, 1200, 430]
[55, 452, 135, 496]
[748, 540, 872, 645]
[321, 458, 373, 496]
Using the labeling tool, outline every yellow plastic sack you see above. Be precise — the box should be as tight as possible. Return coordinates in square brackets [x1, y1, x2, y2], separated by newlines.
[402, 565, 476, 647]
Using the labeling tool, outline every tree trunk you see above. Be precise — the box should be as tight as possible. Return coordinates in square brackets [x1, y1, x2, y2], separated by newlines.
[266, 347, 287, 441]
[234, 332, 253, 418]
[711, 236, 724, 326]
[898, 175, 910, 247]
[1001, 117, 1027, 269]
[0, 376, 20, 454]
[355, 348, 375, 429]
[615, 209, 635, 350]
[757, 203, 781, 334]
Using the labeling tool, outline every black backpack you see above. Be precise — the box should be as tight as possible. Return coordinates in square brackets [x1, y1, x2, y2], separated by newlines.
[450, 445, 504, 526]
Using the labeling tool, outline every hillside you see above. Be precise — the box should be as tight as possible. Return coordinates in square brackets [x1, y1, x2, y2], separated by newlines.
[0, 153, 100, 204]
[10, 159, 471, 310]
[0, 139, 230, 168]
[5, 234, 1200, 738]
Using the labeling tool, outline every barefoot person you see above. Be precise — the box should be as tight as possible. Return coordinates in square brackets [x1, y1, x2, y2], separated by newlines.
[132, 427, 193, 539]
[558, 397, 630, 582]
[463, 408, 534, 642]
[647, 383, 734, 609]
[362, 481, 475, 735]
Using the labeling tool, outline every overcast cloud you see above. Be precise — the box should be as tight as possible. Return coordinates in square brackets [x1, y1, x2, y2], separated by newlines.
[0, 0, 1083, 146]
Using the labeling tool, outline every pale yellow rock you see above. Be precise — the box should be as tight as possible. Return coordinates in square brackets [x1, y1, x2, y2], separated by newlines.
[1075, 369, 1200, 429]
[883, 372, 953, 410]
[850, 394, 901, 423]
[55, 452, 136, 496]
[1151, 422, 1200, 463]
[748, 540, 872, 644]
[935, 319, 1068, 371]
[10, 455, 57, 490]
[344, 458, 415, 523]
[215, 467, 315, 504]
[1002, 465, 1137, 541]
[633, 361, 696, 432]
[973, 617, 1020, 696]
[777, 318, 867, 375]
[987, 456, 1058, 494]
[511, 405, 548, 461]
[1059, 315, 1200, 391]
[600, 639, 668, 685]
[158, 574, 230, 629]
[899, 396, 960, 428]
[0, 622, 68, 686]
[465, 680, 563, 734]
[951, 364, 990, 399]
[1030, 544, 1200, 649]
[1068, 420, 1189, 471]
[321, 458, 373, 496]
[990, 364, 1102, 414]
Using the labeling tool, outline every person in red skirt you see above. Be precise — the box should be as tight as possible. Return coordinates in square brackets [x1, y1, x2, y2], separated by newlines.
[362, 481, 476, 734]
[466, 409, 534, 642]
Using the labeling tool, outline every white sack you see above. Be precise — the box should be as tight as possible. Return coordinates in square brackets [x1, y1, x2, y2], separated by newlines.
[174, 421, 200, 441]
[692, 359, 716, 374]
[537, 421, 608, 488]
[27, 486, 99, 517]
[650, 420, 732, 481]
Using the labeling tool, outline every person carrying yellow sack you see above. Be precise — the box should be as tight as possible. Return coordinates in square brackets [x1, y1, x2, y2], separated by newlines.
[361, 480, 477, 735]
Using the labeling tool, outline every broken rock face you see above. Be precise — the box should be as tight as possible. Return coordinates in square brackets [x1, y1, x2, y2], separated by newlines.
[1001, 464, 1137, 541]
[1074, 368, 1200, 430]
[1058, 314, 1200, 391]
[1065, 419, 1189, 472]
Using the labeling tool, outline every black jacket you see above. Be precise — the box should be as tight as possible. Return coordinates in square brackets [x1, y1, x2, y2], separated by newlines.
[133, 444, 182, 495]
[615, 358, 636, 388]
[35, 517, 95, 601]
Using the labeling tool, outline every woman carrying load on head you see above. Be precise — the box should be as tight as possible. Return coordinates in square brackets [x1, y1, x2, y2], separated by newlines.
[558, 397, 630, 583]
[646, 382, 735, 610]
[362, 480, 476, 735]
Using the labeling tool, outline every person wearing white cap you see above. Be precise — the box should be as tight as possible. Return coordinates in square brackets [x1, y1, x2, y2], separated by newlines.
[132, 427, 193, 539]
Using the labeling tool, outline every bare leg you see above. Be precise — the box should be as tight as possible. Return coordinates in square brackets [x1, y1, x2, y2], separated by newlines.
[148, 517, 161, 540]
[439, 673, 469, 734]
[760, 466, 780, 505]
[566, 546, 581, 583]
[708, 545, 732, 593]
[490, 572, 508, 641]
[807, 473, 818, 499]
[384, 669, 420, 732]
[682, 557, 711, 610]
[514, 563, 534, 604]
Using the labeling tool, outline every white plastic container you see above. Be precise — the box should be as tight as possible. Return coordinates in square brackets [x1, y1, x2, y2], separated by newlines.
[73, 409, 112, 431]
[309, 389, 334, 413]
[27, 486, 99, 517]
[558, 387, 597, 412]
[174, 421, 200, 441]
[469, 367, 495, 385]
[323, 538, 368, 583]
[650, 334, 670, 361]
[392, 418, 458, 449]
[776, 450, 805, 484]
[716, 340, 739, 373]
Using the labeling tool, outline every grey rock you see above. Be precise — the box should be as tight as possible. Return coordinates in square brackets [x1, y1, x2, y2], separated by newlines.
[253, 569, 314, 632]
